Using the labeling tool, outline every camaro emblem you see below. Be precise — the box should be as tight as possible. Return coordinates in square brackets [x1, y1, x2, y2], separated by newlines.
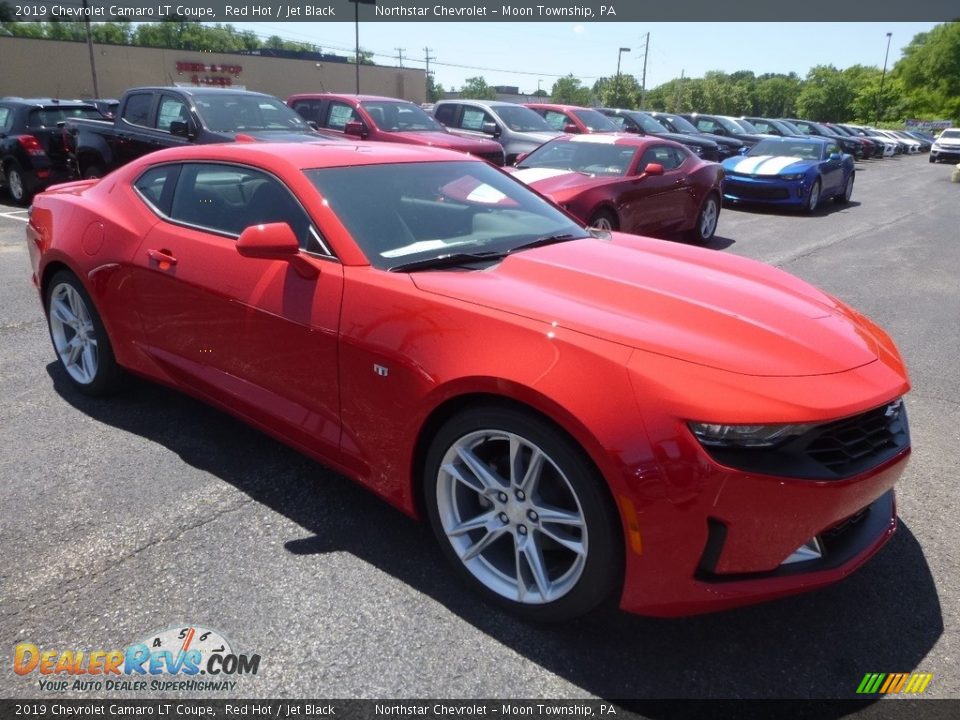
[373, 364, 389, 377]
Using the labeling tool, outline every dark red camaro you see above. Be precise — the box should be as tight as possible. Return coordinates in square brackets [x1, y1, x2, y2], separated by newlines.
[510, 134, 725, 243]
[27, 142, 910, 620]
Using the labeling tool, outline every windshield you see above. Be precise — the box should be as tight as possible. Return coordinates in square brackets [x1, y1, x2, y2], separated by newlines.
[194, 95, 310, 132]
[659, 114, 698, 134]
[939, 129, 960, 140]
[304, 161, 584, 271]
[627, 112, 667, 134]
[517, 138, 637, 176]
[778, 120, 803, 135]
[361, 100, 442, 131]
[749, 139, 823, 160]
[715, 116, 744, 134]
[733, 118, 759, 133]
[494, 105, 553, 132]
[571, 109, 619, 132]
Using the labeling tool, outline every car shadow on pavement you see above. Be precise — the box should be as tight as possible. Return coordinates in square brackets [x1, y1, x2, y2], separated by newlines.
[724, 200, 862, 218]
[50, 366, 943, 706]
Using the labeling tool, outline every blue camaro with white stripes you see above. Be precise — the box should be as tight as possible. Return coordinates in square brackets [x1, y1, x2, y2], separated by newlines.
[721, 137, 855, 212]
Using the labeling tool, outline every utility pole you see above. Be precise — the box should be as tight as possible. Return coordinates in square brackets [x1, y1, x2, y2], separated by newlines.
[672, 69, 685, 112]
[82, 0, 100, 98]
[395, 47, 405, 68]
[424, 47, 435, 100]
[875, 32, 893, 125]
[616, 47, 630, 108]
[639, 32, 650, 109]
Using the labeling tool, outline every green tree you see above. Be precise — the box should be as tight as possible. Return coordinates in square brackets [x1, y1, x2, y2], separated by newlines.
[592, 74, 641, 108]
[796, 65, 856, 121]
[550, 74, 592, 106]
[754, 73, 801, 117]
[894, 22, 960, 122]
[459, 76, 496, 100]
[347, 48, 376, 65]
[426, 74, 444, 103]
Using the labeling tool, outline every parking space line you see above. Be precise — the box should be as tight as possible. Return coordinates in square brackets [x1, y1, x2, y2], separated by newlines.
[1, 211, 28, 222]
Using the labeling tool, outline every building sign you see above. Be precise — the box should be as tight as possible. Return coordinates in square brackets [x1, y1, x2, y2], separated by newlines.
[175, 61, 243, 87]
[905, 119, 953, 131]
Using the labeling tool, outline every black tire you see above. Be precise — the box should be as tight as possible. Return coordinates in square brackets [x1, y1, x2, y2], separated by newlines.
[687, 192, 720, 244]
[834, 173, 854, 205]
[928, 155, 935, 163]
[82, 165, 104, 180]
[45, 270, 125, 396]
[804, 179, 822, 214]
[424, 405, 623, 622]
[5, 160, 31, 206]
[588, 208, 619, 232]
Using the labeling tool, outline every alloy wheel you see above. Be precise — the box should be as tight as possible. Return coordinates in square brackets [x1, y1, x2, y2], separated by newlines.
[49, 282, 99, 385]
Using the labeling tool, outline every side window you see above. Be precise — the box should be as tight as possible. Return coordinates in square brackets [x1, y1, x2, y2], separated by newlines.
[640, 146, 684, 171]
[122, 94, 153, 127]
[133, 164, 180, 216]
[826, 144, 840, 157]
[325, 102, 357, 131]
[434, 103, 457, 127]
[695, 118, 716, 133]
[666, 147, 688, 169]
[606, 115, 627, 130]
[291, 100, 322, 123]
[542, 110, 569, 131]
[460, 108, 491, 131]
[0, 106, 12, 133]
[156, 96, 189, 132]
[168, 163, 324, 252]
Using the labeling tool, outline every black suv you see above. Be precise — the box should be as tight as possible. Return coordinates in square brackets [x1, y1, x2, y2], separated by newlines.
[0, 98, 101, 205]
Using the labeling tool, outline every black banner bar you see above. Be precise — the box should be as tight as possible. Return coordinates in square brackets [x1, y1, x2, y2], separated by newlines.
[2, 0, 959, 22]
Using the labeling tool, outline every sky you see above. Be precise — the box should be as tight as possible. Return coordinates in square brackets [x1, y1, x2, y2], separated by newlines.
[225, 21, 942, 93]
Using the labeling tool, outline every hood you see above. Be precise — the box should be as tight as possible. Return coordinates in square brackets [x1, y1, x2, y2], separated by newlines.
[510, 167, 611, 197]
[384, 130, 502, 154]
[934, 136, 960, 147]
[735, 133, 770, 144]
[410, 235, 879, 377]
[511, 130, 563, 144]
[722, 154, 813, 176]
[704, 134, 744, 149]
[655, 131, 718, 148]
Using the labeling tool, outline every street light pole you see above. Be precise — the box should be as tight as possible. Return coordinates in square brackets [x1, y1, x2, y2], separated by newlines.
[348, 0, 376, 94]
[616, 47, 630, 107]
[875, 32, 892, 125]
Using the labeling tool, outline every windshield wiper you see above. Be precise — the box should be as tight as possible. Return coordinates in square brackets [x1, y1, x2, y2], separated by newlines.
[389, 251, 505, 273]
[507, 233, 585, 254]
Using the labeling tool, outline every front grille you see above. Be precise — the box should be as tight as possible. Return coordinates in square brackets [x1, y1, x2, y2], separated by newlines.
[806, 403, 904, 476]
[724, 181, 790, 200]
[477, 150, 505, 166]
[702, 399, 909, 480]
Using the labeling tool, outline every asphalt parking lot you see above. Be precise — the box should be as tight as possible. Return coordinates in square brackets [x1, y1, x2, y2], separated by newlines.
[1, 154, 958, 704]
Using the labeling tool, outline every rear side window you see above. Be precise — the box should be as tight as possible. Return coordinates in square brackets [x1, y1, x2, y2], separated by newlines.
[541, 110, 570, 131]
[156, 96, 190, 133]
[325, 102, 357, 131]
[291, 100, 323, 123]
[433, 104, 458, 127]
[122, 94, 154, 127]
[640, 145, 687, 171]
[134, 165, 180, 216]
[0, 106, 12, 133]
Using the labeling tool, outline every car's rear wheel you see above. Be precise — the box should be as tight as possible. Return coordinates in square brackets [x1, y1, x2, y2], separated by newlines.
[834, 174, 854, 204]
[588, 208, 619, 232]
[83, 165, 104, 180]
[805, 179, 821, 214]
[424, 406, 622, 621]
[46, 271, 124, 396]
[688, 192, 720, 244]
[5, 161, 30, 206]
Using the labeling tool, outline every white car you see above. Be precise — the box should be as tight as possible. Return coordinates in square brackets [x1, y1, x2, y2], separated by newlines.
[930, 128, 960, 164]
[872, 129, 920, 154]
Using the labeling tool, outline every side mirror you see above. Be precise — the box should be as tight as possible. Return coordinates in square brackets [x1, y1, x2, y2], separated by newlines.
[642, 162, 665, 176]
[738, 146, 750, 155]
[481, 121, 501, 137]
[563, 123, 580, 134]
[169, 120, 192, 138]
[237, 223, 318, 278]
[307, 120, 319, 131]
[513, 152, 529, 166]
[829, 152, 843, 162]
[344, 120, 367, 138]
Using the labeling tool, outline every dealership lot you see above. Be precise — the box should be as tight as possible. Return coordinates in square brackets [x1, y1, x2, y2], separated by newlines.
[1, 155, 957, 702]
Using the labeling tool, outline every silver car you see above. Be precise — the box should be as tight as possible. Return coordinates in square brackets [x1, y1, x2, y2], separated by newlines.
[433, 99, 561, 165]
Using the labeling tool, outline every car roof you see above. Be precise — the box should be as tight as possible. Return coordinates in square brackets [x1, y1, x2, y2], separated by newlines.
[437, 99, 520, 109]
[133, 87, 278, 99]
[128, 140, 479, 172]
[1, 98, 96, 107]
[525, 103, 592, 112]
[288, 93, 414, 103]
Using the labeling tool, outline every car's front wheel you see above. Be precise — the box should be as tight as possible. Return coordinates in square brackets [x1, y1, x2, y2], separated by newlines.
[424, 406, 622, 621]
[834, 174, 854, 204]
[588, 208, 619, 232]
[46, 270, 124, 396]
[805, 179, 821, 214]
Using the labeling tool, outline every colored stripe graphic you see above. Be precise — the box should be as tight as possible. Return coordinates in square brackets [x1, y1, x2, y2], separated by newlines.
[857, 672, 933, 694]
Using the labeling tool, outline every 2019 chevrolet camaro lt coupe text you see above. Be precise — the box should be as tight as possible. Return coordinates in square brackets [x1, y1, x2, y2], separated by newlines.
[27, 143, 911, 621]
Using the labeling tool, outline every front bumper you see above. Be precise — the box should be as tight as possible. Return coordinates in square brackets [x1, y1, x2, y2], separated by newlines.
[722, 175, 809, 207]
[931, 148, 960, 162]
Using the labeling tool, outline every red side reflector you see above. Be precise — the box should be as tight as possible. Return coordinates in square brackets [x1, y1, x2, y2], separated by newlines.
[36, 169, 50, 178]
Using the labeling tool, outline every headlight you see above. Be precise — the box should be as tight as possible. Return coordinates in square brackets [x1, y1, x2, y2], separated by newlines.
[780, 173, 804, 180]
[688, 422, 816, 448]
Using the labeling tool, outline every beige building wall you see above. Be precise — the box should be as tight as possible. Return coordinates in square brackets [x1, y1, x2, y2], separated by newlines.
[0, 37, 426, 102]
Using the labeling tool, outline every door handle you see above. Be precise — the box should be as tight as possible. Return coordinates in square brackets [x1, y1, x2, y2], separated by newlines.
[147, 248, 178, 267]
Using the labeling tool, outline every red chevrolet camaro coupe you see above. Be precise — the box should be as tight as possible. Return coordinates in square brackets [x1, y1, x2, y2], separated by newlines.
[27, 142, 910, 621]
[510, 134, 725, 244]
